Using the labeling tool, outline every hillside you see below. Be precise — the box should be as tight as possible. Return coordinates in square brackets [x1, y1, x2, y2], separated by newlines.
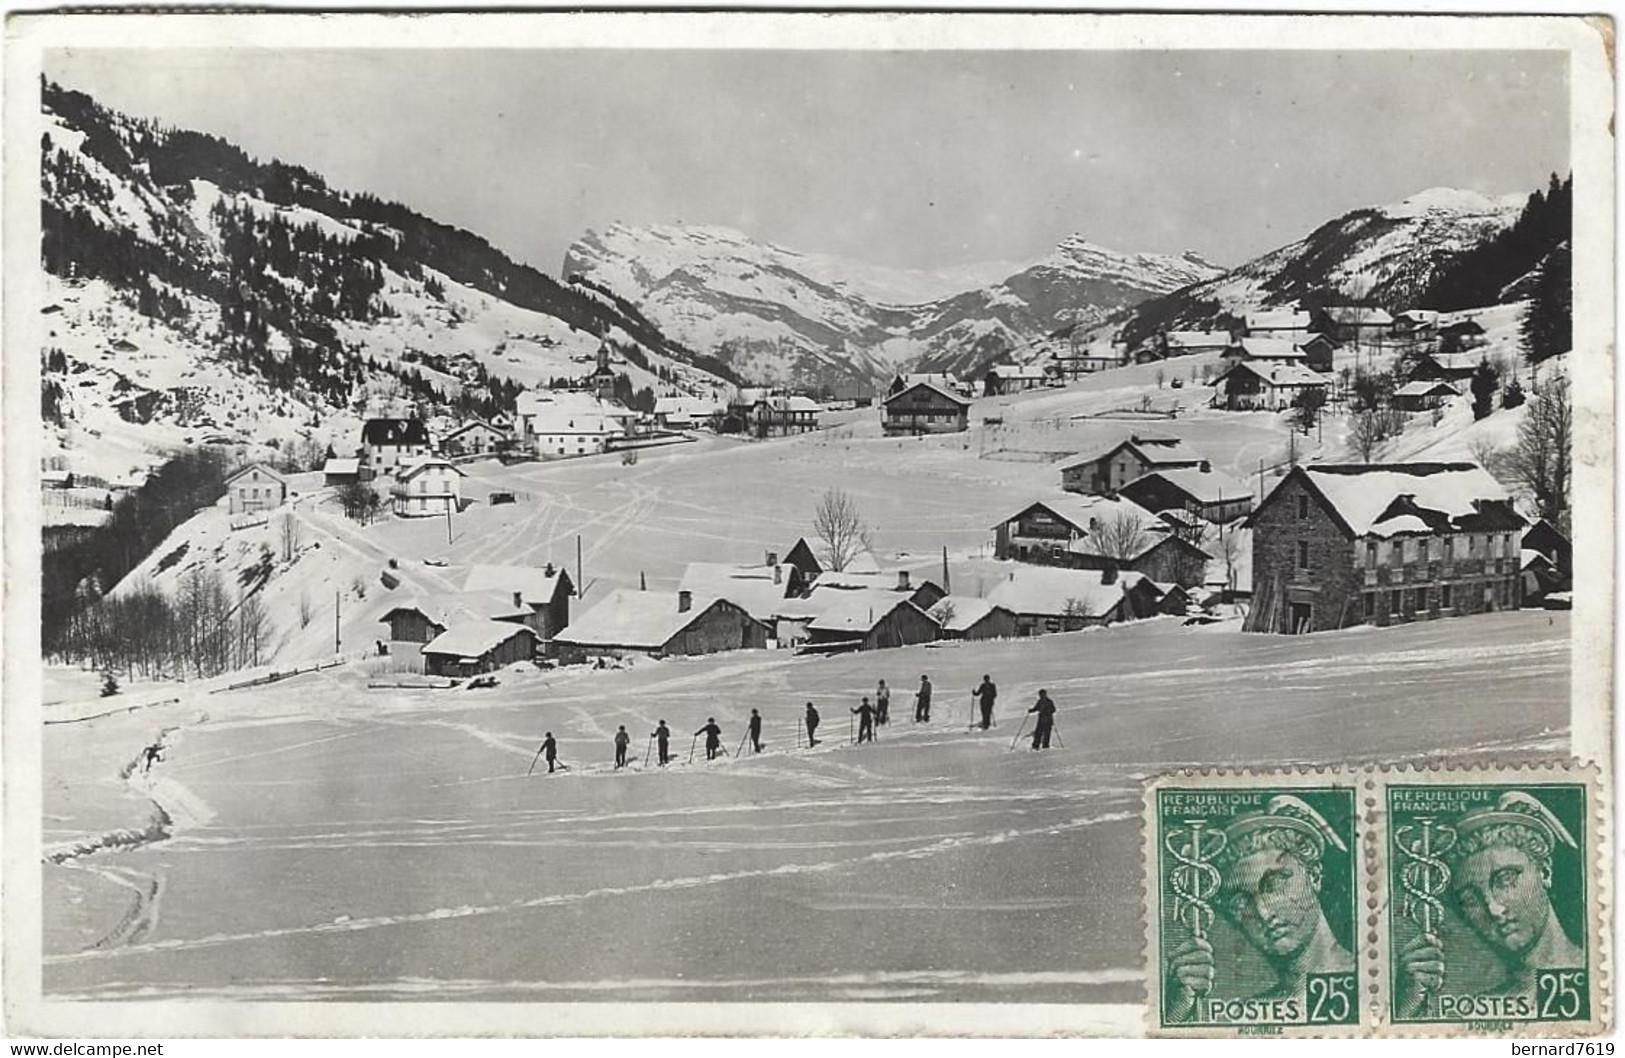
[563, 222, 1223, 389]
[39, 81, 733, 482]
[1112, 187, 1533, 347]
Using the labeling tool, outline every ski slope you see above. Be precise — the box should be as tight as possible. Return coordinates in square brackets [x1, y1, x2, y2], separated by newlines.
[43, 610, 1569, 1007]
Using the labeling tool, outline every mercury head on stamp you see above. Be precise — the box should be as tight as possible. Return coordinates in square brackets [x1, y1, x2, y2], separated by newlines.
[1395, 790, 1584, 1020]
[1167, 793, 1355, 1024]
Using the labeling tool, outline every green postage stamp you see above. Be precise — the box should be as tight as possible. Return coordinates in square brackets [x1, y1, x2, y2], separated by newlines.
[1380, 768, 1605, 1035]
[1147, 773, 1364, 1036]
[1145, 764, 1608, 1037]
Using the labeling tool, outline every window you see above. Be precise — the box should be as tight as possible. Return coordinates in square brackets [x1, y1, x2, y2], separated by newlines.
[1443, 536, 1454, 563]
[1415, 587, 1428, 612]
[1442, 583, 1453, 609]
[1366, 541, 1378, 568]
[1418, 539, 1430, 564]
[1296, 540, 1310, 570]
[1468, 534, 1479, 556]
[1363, 592, 1375, 618]
[1297, 494, 1309, 519]
[1390, 590, 1401, 614]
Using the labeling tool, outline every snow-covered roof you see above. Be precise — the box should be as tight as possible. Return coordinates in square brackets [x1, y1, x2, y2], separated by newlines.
[809, 590, 918, 634]
[678, 561, 797, 621]
[813, 568, 906, 590]
[463, 563, 569, 605]
[883, 381, 973, 407]
[516, 391, 627, 435]
[1166, 330, 1231, 349]
[1245, 309, 1312, 331]
[381, 591, 530, 631]
[322, 457, 360, 475]
[759, 395, 821, 414]
[988, 362, 1048, 381]
[224, 462, 287, 487]
[421, 619, 537, 659]
[397, 457, 465, 482]
[1521, 548, 1553, 571]
[1291, 463, 1517, 538]
[40, 469, 72, 485]
[1395, 380, 1461, 398]
[924, 595, 1008, 633]
[994, 492, 1165, 535]
[1321, 305, 1395, 327]
[1228, 338, 1306, 361]
[843, 550, 885, 574]
[1125, 466, 1251, 504]
[1061, 434, 1205, 472]
[985, 567, 1137, 618]
[1396, 309, 1442, 326]
[444, 418, 506, 439]
[554, 589, 750, 649]
[1211, 361, 1327, 389]
[654, 396, 722, 417]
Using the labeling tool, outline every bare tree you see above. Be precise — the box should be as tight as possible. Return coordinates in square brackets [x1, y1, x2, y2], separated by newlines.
[279, 513, 300, 562]
[1061, 597, 1092, 629]
[1349, 409, 1385, 463]
[1212, 520, 1246, 593]
[298, 592, 314, 629]
[812, 488, 872, 572]
[1505, 372, 1572, 528]
[235, 591, 271, 669]
[1088, 510, 1151, 562]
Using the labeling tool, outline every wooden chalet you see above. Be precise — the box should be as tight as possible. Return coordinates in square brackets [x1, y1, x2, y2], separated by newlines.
[882, 381, 971, 436]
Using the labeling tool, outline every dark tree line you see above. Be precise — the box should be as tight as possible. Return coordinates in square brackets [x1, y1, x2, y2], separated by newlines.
[42, 448, 233, 653]
[1423, 174, 1572, 312]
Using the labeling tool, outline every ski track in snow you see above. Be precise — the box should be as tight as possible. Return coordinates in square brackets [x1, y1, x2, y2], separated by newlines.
[46, 808, 1134, 965]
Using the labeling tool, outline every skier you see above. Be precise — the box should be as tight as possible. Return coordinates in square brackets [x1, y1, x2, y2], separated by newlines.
[974, 674, 998, 731]
[851, 696, 878, 744]
[1028, 690, 1057, 750]
[875, 679, 891, 725]
[141, 742, 162, 774]
[696, 717, 723, 761]
[914, 674, 933, 723]
[653, 720, 672, 766]
[541, 732, 559, 773]
[804, 702, 821, 747]
[614, 725, 631, 769]
[748, 708, 764, 753]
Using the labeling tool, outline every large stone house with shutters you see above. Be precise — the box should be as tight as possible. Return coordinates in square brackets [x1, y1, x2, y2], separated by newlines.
[224, 462, 287, 515]
[1245, 462, 1525, 634]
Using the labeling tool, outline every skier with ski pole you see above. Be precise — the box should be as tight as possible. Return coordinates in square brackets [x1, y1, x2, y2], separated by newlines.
[613, 725, 631, 769]
[804, 701, 821, 747]
[695, 717, 723, 761]
[747, 708, 763, 754]
[851, 696, 878, 744]
[1027, 690, 1057, 750]
[973, 674, 998, 731]
[528, 731, 560, 775]
[914, 674, 933, 723]
[652, 720, 672, 766]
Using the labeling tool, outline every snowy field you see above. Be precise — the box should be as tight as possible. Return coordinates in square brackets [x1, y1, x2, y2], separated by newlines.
[43, 610, 1569, 1003]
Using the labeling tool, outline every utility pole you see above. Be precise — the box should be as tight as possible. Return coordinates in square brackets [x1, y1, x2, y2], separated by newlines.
[577, 534, 584, 601]
[942, 546, 950, 595]
[334, 590, 341, 656]
[445, 497, 453, 546]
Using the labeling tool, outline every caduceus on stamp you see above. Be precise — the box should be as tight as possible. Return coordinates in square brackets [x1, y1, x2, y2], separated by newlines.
[1147, 776, 1363, 1035]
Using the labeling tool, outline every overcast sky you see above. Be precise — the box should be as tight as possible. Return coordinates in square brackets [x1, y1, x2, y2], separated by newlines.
[49, 48, 1568, 275]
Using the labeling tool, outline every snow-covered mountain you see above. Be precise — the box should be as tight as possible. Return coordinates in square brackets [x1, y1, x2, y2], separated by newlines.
[39, 82, 733, 483]
[1114, 187, 1529, 347]
[563, 223, 1223, 388]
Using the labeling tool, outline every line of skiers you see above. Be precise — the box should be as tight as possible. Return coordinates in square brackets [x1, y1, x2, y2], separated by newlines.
[531, 673, 1062, 774]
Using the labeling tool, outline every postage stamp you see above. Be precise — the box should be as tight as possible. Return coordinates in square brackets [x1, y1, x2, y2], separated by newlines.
[1378, 766, 1606, 1035]
[1145, 772, 1365, 1036]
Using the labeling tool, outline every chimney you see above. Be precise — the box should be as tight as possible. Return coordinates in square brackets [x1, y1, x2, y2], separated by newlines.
[513, 590, 524, 610]
[766, 550, 778, 567]
[774, 565, 782, 585]
[544, 562, 555, 576]
[897, 570, 911, 591]
[1101, 565, 1118, 585]
[1200, 460, 1212, 473]
[678, 590, 692, 613]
